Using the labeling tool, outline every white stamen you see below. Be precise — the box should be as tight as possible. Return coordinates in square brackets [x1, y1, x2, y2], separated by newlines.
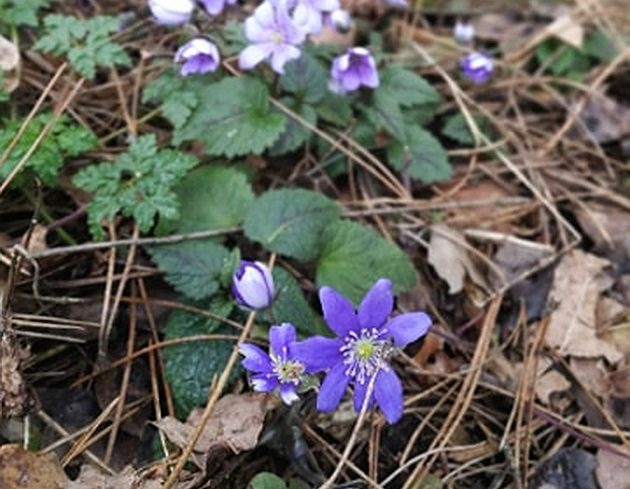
[340, 328, 392, 384]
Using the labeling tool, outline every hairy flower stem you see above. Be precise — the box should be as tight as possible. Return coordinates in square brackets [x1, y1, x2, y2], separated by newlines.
[163, 254, 276, 489]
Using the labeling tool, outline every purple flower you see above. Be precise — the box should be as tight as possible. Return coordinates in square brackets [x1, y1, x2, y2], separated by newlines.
[460, 51, 494, 84]
[294, 0, 340, 34]
[175, 38, 220, 76]
[148, 0, 195, 25]
[198, 0, 236, 16]
[292, 279, 432, 424]
[383, 0, 408, 7]
[323, 8, 351, 33]
[239, 0, 306, 74]
[453, 20, 474, 45]
[240, 324, 306, 404]
[232, 260, 275, 310]
[329, 47, 379, 94]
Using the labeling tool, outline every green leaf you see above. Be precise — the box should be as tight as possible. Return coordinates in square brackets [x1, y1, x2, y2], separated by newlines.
[269, 102, 317, 156]
[244, 189, 340, 262]
[73, 134, 197, 239]
[379, 65, 441, 108]
[387, 126, 452, 183]
[0, 73, 8, 102]
[0, 112, 97, 186]
[583, 30, 618, 62]
[163, 304, 237, 418]
[35, 14, 131, 79]
[272, 267, 324, 336]
[441, 112, 494, 146]
[157, 165, 254, 235]
[147, 240, 230, 300]
[362, 90, 405, 140]
[174, 77, 287, 158]
[316, 220, 416, 304]
[249, 473, 287, 489]
[315, 92, 353, 127]
[281, 53, 328, 104]
[0, 0, 52, 27]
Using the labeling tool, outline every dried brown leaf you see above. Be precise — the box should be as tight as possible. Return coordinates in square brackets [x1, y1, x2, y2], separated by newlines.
[545, 250, 623, 363]
[0, 444, 66, 489]
[67, 465, 163, 489]
[575, 203, 630, 260]
[595, 449, 630, 489]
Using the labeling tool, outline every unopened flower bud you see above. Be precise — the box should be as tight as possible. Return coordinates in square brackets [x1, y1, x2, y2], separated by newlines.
[175, 38, 220, 76]
[232, 261, 275, 310]
[460, 51, 494, 84]
[327, 9, 352, 33]
[148, 0, 195, 26]
[453, 20, 475, 45]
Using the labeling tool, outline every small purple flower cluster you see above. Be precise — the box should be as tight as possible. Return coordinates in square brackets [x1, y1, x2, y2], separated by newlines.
[233, 262, 432, 424]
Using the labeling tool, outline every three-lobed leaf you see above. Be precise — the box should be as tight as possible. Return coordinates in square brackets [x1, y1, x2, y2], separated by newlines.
[316, 220, 416, 304]
[244, 189, 340, 262]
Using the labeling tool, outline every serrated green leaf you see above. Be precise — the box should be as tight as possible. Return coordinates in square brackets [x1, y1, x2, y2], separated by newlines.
[379, 65, 441, 107]
[174, 77, 287, 158]
[147, 240, 230, 300]
[73, 134, 197, 239]
[0, 112, 97, 186]
[0, 0, 52, 27]
[35, 14, 130, 79]
[441, 112, 494, 146]
[316, 220, 416, 304]
[249, 473, 287, 489]
[272, 267, 323, 335]
[157, 165, 254, 235]
[269, 102, 317, 156]
[362, 90, 405, 140]
[244, 189, 340, 262]
[281, 53, 328, 104]
[387, 126, 452, 183]
[163, 304, 237, 418]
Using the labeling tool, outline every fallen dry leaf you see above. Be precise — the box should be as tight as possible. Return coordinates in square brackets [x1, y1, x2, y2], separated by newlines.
[0, 444, 66, 489]
[574, 93, 630, 144]
[535, 357, 571, 406]
[575, 203, 630, 261]
[67, 464, 163, 489]
[0, 34, 20, 92]
[155, 393, 276, 464]
[427, 224, 488, 295]
[472, 13, 538, 53]
[531, 447, 598, 489]
[597, 297, 630, 353]
[569, 357, 609, 398]
[545, 250, 623, 364]
[545, 14, 584, 48]
[491, 238, 554, 288]
[595, 449, 630, 489]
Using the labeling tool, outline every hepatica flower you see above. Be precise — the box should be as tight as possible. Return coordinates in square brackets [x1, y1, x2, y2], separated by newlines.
[460, 51, 494, 84]
[148, 0, 195, 25]
[294, 0, 340, 34]
[232, 260, 275, 310]
[198, 0, 236, 15]
[175, 38, 220, 76]
[453, 20, 475, 45]
[293, 279, 432, 423]
[239, 0, 306, 74]
[329, 47, 379, 94]
[240, 324, 306, 404]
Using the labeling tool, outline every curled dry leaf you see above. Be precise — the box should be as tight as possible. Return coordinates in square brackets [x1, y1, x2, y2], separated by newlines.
[545, 250, 623, 364]
[0, 444, 66, 489]
[0, 34, 20, 93]
[155, 393, 277, 467]
[595, 449, 630, 489]
[575, 203, 630, 261]
[427, 224, 488, 295]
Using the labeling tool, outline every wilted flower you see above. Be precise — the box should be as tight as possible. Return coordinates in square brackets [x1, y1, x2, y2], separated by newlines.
[323, 8, 351, 33]
[294, 0, 340, 34]
[198, 0, 236, 16]
[453, 20, 475, 45]
[240, 324, 306, 404]
[460, 51, 494, 84]
[148, 0, 195, 25]
[329, 47, 379, 94]
[232, 260, 275, 310]
[175, 38, 220, 76]
[292, 279, 432, 423]
[239, 0, 306, 74]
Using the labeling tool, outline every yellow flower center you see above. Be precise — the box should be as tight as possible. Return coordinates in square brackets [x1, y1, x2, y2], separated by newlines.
[270, 31, 284, 44]
[355, 340, 375, 360]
